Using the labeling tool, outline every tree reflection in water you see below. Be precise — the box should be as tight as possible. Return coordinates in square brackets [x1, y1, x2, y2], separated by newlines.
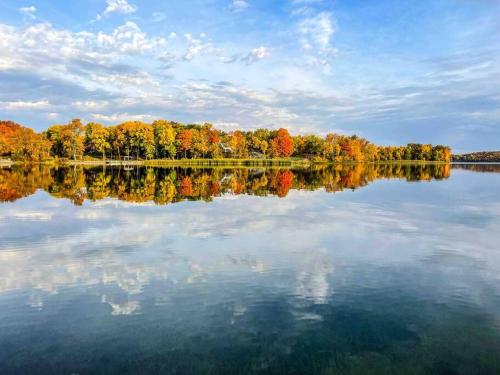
[0, 163, 458, 205]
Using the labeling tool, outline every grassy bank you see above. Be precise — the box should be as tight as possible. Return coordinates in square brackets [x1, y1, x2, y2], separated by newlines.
[2, 158, 453, 168]
[62, 157, 312, 167]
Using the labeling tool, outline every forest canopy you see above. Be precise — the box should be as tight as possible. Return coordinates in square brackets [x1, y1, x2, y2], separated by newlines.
[0, 119, 451, 162]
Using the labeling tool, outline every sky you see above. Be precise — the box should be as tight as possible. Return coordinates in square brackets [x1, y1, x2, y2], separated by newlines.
[0, 0, 499, 152]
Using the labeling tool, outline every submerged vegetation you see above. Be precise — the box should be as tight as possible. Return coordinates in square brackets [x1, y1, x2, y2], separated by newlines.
[1, 119, 451, 163]
[0, 163, 453, 205]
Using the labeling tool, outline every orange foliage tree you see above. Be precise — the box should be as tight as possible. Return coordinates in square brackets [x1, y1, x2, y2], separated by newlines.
[1, 118, 452, 162]
[177, 129, 193, 158]
[270, 128, 294, 157]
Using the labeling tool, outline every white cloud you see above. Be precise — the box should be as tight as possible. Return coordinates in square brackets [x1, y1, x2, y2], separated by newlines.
[96, 22, 166, 55]
[90, 112, 156, 123]
[298, 12, 335, 52]
[230, 0, 249, 12]
[0, 100, 50, 110]
[297, 12, 337, 71]
[0, 21, 165, 69]
[183, 33, 219, 61]
[96, 0, 137, 21]
[241, 46, 269, 65]
[19, 5, 36, 19]
[72, 100, 109, 112]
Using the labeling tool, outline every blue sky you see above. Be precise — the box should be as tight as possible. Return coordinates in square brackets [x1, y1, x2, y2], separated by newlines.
[0, 0, 499, 152]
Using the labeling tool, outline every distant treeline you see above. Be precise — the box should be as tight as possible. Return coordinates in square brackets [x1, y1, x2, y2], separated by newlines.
[0, 119, 451, 163]
[452, 151, 500, 163]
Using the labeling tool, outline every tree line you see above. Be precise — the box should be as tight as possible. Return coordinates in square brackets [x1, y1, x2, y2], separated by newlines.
[452, 151, 500, 163]
[0, 163, 452, 205]
[0, 119, 452, 162]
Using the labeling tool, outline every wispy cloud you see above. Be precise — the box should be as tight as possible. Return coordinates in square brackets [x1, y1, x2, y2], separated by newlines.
[19, 5, 36, 19]
[1, 0, 500, 151]
[0, 99, 50, 110]
[96, 0, 137, 21]
[230, 0, 249, 12]
[183, 33, 220, 61]
[241, 46, 269, 65]
[297, 11, 337, 70]
[151, 11, 166, 23]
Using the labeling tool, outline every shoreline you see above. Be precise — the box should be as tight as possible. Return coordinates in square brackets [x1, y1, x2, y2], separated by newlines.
[0, 158, 459, 168]
[67, 158, 311, 167]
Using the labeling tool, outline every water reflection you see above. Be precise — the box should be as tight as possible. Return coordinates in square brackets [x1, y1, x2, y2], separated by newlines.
[0, 163, 453, 205]
[0, 163, 499, 374]
[452, 163, 500, 173]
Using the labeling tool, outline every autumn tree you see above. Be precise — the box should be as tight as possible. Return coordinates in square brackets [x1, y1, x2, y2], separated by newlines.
[252, 129, 271, 156]
[84, 122, 110, 161]
[63, 119, 85, 160]
[420, 144, 432, 161]
[229, 131, 247, 158]
[3, 118, 453, 163]
[0, 121, 22, 157]
[46, 119, 84, 160]
[301, 135, 323, 157]
[177, 129, 193, 158]
[108, 125, 125, 159]
[153, 120, 176, 158]
[193, 124, 214, 158]
[9, 127, 51, 161]
[432, 145, 451, 162]
[322, 134, 342, 161]
[191, 128, 208, 158]
[270, 128, 294, 157]
[207, 126, 220, 158]
[117, 121, 154, 159]
[44, 125, 65, 157]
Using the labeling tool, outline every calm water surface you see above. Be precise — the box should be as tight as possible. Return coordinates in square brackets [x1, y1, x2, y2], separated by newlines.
[0, 164, 499, 374]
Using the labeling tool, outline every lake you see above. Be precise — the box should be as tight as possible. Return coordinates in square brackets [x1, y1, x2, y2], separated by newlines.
[0, 163, 499, 374]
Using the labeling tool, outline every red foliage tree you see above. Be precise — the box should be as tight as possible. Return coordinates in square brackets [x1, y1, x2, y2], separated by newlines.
[271, 128, 294, 157]
[177, 129, 193, 158]
[208, 129, 219, 144]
